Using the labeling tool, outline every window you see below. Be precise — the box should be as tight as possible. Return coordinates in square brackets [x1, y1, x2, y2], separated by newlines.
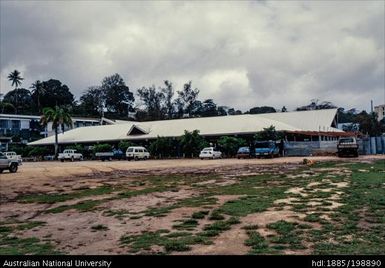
[0, 120, 8, 129]
[11, 120, 20, 129]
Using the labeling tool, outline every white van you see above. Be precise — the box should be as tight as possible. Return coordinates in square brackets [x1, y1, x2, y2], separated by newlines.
[126, 146, 150, 160]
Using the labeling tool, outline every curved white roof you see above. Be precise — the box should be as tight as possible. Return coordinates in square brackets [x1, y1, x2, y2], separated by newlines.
[28, 109, 341, 145]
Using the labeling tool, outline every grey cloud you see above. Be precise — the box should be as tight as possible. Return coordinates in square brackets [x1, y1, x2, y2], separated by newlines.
[0, 1, 383, 112]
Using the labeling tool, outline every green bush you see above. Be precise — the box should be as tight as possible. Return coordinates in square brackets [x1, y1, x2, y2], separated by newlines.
[254, 125, 284, 141]
[218, 136, 246, 157]
[28, 147, 50, 157]
[92, 144, 112, 153]
[118, 140, 135, 152]
[149, 136, 176, 158]
[179, 130, 208, 158]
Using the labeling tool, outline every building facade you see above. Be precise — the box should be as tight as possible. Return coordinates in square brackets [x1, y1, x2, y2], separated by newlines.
[0, 114, 101, 144]
[374, 104, 385, 122]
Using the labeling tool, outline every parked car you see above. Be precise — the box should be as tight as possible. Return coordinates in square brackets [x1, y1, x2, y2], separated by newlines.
[0, 152, 19, 173]
[126, 146, 150, 160]
[236, 147, 251, 159]
[58, 149, 83, 162]
[95, 149, 125, 161]
[4, 151, 22, 165]
[337, 137, 359, 157]
[255, 141, 280, 158]
[199, 147, 222, 159]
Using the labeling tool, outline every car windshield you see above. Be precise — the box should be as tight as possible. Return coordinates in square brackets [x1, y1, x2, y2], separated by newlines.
[255, 142, 271, 148]
[202, 148, 212, 151]
[238, 147, 250, 153]
[127, 148, 133, 152]
[339, 138, 354, 143]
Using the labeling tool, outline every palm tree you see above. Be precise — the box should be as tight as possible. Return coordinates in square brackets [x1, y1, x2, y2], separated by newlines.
[40, 106, 73, 158]
[7, 70, 24, 114]
[30, 80, 46, 113]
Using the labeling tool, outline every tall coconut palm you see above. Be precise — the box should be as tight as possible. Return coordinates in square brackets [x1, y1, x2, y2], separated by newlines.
[7, 70, 24, 114]
[40, 106, 73, 158]
[30, 80, 46, 113]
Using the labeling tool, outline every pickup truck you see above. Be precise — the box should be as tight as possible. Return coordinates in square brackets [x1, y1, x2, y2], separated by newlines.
[255, 141, 280, 158]
[3, 151, 22, 165]
[58, 149, 83, 162]
[95, 149, 125, 161]
[337, 137, 359, 157]
[0, 152, 19, 173]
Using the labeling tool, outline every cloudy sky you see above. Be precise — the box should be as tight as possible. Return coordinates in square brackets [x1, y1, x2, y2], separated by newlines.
[0, 1, 384, 112]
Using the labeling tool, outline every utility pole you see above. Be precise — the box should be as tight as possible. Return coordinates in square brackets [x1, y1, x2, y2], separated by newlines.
[371, 100, 373, 113]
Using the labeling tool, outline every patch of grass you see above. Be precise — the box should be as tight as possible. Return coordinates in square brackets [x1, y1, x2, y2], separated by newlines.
[117, 186, 171, 199]
[0, 236, 60, 255]
[311, 160, 385, 254]
[208, 210, 225, 220]
[19, 185, 115, 204]
[304, 213, 322, 223]
[16, 221, 46, 231]
[103, 209, 131, 219]
[245, 230, 274, 254]
[144, 196, 217, 217]
[203, 217, 240, 233]
[46, 199, 103, 213]
[267, 220, 305, 250]
[120, 229, 211, 253]
[172, 219, 198, 230]
[217, 187, 287, 217]
[242, 224, 259, 230]
[91, 224, 109, 231]
[191, 210, 209, 219]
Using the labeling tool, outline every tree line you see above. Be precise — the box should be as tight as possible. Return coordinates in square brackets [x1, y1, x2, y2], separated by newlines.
[2, 70, 384, 136]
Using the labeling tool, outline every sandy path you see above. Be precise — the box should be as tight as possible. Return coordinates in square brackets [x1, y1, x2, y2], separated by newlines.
[2, 155, 384, 181]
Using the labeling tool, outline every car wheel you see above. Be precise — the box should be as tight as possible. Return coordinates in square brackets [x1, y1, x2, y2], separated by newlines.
[134, 156, 139, 161]
[9, 163, 18, 173]
[60, 159, 64, 162]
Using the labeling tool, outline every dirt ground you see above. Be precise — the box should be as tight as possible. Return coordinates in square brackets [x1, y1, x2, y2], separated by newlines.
[0, 155, 384, 255]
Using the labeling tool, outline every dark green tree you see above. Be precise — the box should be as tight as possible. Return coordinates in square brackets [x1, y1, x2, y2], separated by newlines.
[254, 125, 284, 141]
[0, 101, 15, 113]
[176, 81, 200, 117]
[3, 88, 33, 114]
[7, 70, 24, 114]
[137, 85, 165, 120]
[78, 86, 104, 117]
[200, 99, 218, 117]
[149, 136, 176, 158]
[102, 74, 134, 117]
[40, 106, 73, 158]
[34, 79, 74, 108]
[118, 140, 135, 152]
[248, 106, 276, 114]
[161, 80, 175, 119]
[354, 111, 384, 136]
[179, 130, 208, 158]
[30, 80, 46, 113]
[296, 99, 336, 111]
[218, 136, 246, 157]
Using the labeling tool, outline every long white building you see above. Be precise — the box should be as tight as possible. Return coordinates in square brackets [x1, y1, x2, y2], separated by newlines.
[28, 109, 345, 146]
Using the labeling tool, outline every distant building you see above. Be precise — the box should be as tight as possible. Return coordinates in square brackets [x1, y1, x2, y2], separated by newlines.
[374, 104, 385, 122]
[0, 114, 101, 144]
[29, 109, 350, 147]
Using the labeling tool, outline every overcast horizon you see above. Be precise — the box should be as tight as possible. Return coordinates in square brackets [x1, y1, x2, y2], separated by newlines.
[0, 1, 384, 113]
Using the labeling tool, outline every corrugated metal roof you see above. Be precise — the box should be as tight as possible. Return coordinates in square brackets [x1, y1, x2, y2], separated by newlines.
[28, 109, 342, 145]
